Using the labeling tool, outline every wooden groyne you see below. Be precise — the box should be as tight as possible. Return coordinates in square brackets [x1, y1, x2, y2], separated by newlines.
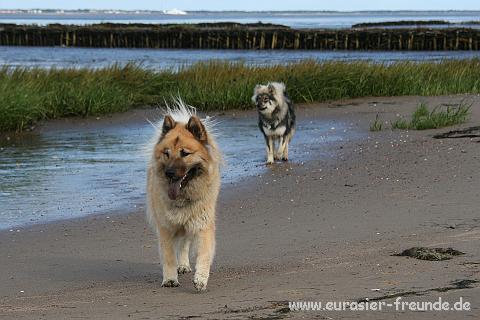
[1, 22, 480, 50]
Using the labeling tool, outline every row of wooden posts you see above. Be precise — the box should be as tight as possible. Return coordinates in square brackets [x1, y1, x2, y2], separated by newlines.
[1, 24, 479, 50]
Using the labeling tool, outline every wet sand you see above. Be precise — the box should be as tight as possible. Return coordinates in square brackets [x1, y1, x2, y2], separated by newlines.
[1, 95, 479, 319]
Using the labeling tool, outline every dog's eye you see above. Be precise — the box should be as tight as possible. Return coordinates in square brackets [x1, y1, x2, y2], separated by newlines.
[163, 149, 170, 158]
[180, 150, 191, 157]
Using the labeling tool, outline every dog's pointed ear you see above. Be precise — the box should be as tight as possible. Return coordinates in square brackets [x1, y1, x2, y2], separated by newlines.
[252, 84, 261, 103]
[254, 84, 262, 95]
[186, 116, 208, 144]
[267, 83, 276, 95]
[162, 115, 176, 137]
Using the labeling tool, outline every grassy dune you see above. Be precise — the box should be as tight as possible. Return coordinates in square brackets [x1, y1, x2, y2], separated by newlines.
[1, 59, 480, 132]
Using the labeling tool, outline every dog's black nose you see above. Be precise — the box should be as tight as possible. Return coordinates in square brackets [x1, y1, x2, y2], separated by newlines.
[165, 167, 176, 180]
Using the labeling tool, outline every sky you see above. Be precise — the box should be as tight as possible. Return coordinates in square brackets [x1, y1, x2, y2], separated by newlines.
[0, 0, 479, 11]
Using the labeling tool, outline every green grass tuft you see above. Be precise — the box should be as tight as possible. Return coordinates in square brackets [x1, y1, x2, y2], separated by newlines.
[392, 101, 471, 130]
[1, 59, 480, 132]
[369, 114, 384, 132]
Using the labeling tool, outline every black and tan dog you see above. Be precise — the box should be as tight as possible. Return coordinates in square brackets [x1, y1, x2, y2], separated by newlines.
[252, 82, 296, 164]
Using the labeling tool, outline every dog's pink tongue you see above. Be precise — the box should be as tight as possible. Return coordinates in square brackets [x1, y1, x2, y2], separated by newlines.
[168, 180, 182, 200]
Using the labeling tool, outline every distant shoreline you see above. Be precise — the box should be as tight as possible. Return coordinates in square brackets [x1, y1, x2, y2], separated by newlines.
[3, 11, 480, 30]
[1, 10, 480, 14]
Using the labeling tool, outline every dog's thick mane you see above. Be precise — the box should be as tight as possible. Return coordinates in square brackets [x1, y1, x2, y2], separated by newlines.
[160, 98, 216, 134]
[145, 98, 218, 158]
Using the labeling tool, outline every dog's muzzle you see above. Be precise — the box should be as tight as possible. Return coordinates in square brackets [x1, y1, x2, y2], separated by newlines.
[164, 165, 202, 201]
[165, 167, 187, 201]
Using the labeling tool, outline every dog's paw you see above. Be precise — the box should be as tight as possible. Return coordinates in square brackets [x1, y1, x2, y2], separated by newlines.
[193, 273, 209, 292]
[177, 265, 192, 274]
[161, 279, 180, 287]
[281, 156, 289, 162]
[266, 154, 275, 165]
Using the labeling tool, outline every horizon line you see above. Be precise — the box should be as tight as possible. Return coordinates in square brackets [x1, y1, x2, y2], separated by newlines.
[2, 9, 480, 13]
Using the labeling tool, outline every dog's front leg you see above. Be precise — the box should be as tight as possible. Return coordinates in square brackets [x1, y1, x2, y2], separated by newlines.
[266, 136, 274, 164]
[275, 136, 284, 160]
[283, 139, 289, 161]
[280, 134, 290, 161]
[193, 224, 215, 292]
[159, 227, 179, 287]
[176, 236, 192, 274]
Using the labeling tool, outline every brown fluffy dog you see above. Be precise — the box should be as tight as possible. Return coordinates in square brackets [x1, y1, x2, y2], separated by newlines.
[146, 102, 221, 292]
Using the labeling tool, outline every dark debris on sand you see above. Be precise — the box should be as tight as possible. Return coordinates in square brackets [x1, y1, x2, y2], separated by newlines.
[394, 247, 465, 261]
[433, 126, 480, 141]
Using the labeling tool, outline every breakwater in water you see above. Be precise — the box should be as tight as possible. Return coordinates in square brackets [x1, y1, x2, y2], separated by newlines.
[1, 22, 480, 50]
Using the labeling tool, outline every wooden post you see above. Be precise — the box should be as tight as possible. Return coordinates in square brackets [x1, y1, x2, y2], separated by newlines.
[260, 32, 265, 49]
[272, 32, 277, 49]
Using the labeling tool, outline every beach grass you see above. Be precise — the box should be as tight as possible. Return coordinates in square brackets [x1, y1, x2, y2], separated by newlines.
[369, 114, 384, 132]
[1, 59, 480, 132]
[391, 101, 471, 130]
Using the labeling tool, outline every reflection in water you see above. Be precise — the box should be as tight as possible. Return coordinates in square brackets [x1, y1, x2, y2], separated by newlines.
[0, 116, 358, 230]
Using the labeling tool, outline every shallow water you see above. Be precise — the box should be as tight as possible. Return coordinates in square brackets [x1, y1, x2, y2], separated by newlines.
[0, 115, 358, 230]
[2, 11, 480, 28]
[2, 47, 480, 70]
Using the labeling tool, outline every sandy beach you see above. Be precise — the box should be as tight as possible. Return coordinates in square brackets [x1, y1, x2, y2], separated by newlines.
[0, 95, 479, 319]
